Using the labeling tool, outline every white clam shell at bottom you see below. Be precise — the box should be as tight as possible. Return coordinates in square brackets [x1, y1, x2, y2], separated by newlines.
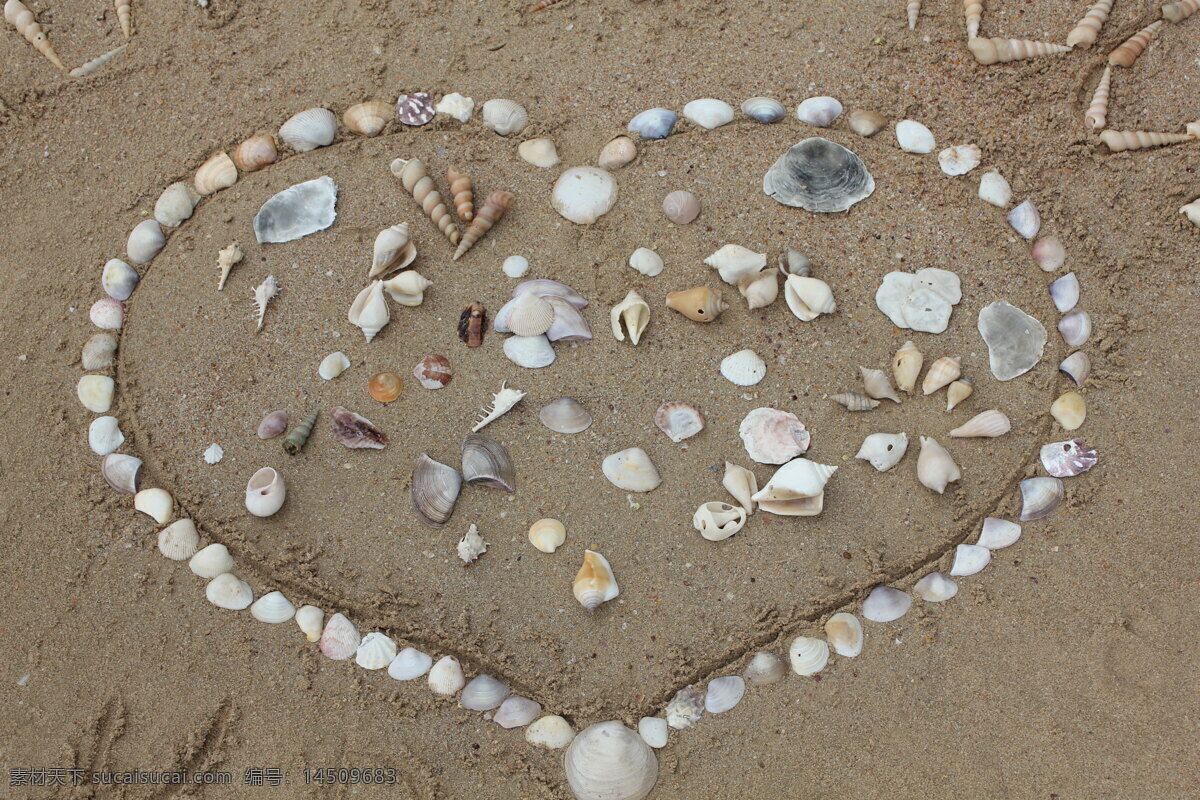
[551, 166, 618, 224]
[526, 715, 576, 749]
[206, 573, 253, 610]
[824, 612, 864, 657]
[250, 591, 296, 623]
[503, 334, 556, 368]
[862, 586, 912, 622]
[564, 722, 658, 800]
[495, 696, 542, 728]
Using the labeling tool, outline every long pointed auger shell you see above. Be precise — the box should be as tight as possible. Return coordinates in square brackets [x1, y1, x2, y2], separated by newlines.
[115, 0, 132, 37]
[461, 433, 516, 492]
[453, 190, 513, 261]
[70, 44, 127, 78]
[1100, 130, 1193, 152]
[389, 158, 460, 245]
[1108, 20, 1163, 67]
[1067, 0, 1113, 48]
[967, 37, 1070, 65]
[283, 410, 318, 454]
[963, 0, 982, 38]
[907, 0, 921, 28]
[447, 167, 475, 221]
[4, 0, 64, 70]
[411, 453, 462, 528]
[1085, 66, 1112, 131]
[1162, 0, 1200, 23]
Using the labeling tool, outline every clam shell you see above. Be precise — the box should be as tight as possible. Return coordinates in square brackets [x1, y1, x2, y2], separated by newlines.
[949, 409, 1012, 438]
[189, 543, 232, 579]
[552, 166, 618, 224]
[388, 647, 433, 681]
[598, 136, 637, 170]
[1018, 477, 1064, 521]
[949, 543, 991, 576]
[206, 573, 253, 611]
[564, 722, 658, 800]
[682, 98, 734, 130]
[156, 519, 199, 561]
[82, 333, 118, 370]
[662, 190, 700, 224]
[343, 100, 391, 136]
[895, 119, 936, 153]
[481, 98, 527, 135]
[134, 487, 173, 524]
[101, 258, 139, 301]
[665, 685, 704, 729]
[318, 613, 360, 660]
[913, 571, 958, 602]
[544, 297, 592, 342]
[862, 586, 912, 622]
[1059, 351, 1090, 387]
[411, 453, 462, 528]
[355, 631, 398, 670]
[518, 137, 560, 168]
[978, 169, 1013, 207]
[720, 349, 767, 387]
[538, 397, 592, 434]
[738, 407, 809, 464]
[692, 501, 747, 541]
[628, 107, 678, 139]
[528, 518, 567, 553]
[89, 298, 124, 330]
[279, 107, 337, 152]
[527, 715, 576, 749]
[763, 137, 875, 212]
[413, 354, 453, 388]
[855, 432, 908, 471]
[506, 293, 556, 337]
[937, 144, 981, 176]
[495, 696, 542, 728]
[637, 717, 669, 749]
[1049, 272, 1080, 313]
[1032, 236, 1067, 272]
[127, 219, 165, 263]
[601, 448, 660, 492]
[977, 301, 1047, 381]
[257, 410, 288, 439]
[428, 655, 466, 695]
[88, 415, 125, 456]
[795, 96, 843, 127]
[503, 334, 556, 368]
[743, 651, 786, 684]
[654, 401, 704, 443]
[824, 612, 864, 657]
[396, 92, 436, 126]
[102, 452, 142, 494]
[741, 96, 785, 123]
[848, 109, 887, 137]
[502, 255, 529, 277]
[573, 550, 619, 610]
[1008, 199, 1041, 240]
[1051, 391, 1086, 430]
[628, 247, 664, 277]
[153, 183, 200, 229]
[1058, 309, 1092, 347]
[232, 134, 277, 172]
[250, 591, 296, 624]
[461, 433, 515, 492]
[194, 151, 237, 195]
[788, 636, 830, 675]
[704, 676, 745, 713]
[977, 517, 1022, 549]
[295, 605, 324, 641]
[1040, 438, 1098, 477]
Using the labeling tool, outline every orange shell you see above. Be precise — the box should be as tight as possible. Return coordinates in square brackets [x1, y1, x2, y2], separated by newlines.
[368, 372, 403, 403]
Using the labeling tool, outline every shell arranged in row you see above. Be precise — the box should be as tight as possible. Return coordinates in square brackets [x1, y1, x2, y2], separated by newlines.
[564, 722, 658, 800]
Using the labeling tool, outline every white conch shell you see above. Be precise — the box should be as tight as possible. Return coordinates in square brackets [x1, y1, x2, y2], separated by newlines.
[738, 267, 779, 309]
[156, 519, 199, 561]
[611, 290, 650, 345]
[824, 612, 864, 657]
[949, 543, 992, 576]
[370, 223, 417, 278]
[253, 275, 280, 331]
[977, 517, 1022, 549]
[978, 169, 1013, 207]
[692, 502, 747, 541]
[381, 271, 432, 306]
[949, 409, 1011, 438]
[355, 632, 398, 670]
[88, 415, 125, 455]
[563, 722, 658, 800]
[861, 585, 912, 622]
[127, 219, 165, 264]
[482, 98, 528, 135]
[753, 458, 836, 502]
[279, 107, 337, 152]
[526, 716, 575, 749]
[913, 572, 958, 602]
[348, 281, 390, 342]
[704, 244, 767, 285]
[245, 467, 286, 517]
[860, 366, 900, 403]
[387, 647, 433, 680]
[601, 448, 660, 492]
[295, 605, 324, 642]
[722, 461, 758, 513]
[628, 247, 664, 277]
[788, 636, 830, 675]
[134, 488, 173, 524]
[1085, 66, 1112, 131]
[917, 436, 960, 494]
[855, 432, 908, 471]
[250, 591, 296, 624]
[194, 151, 238, 196]
[318, 351, 350, 380]
[428, 655, 466, 695]
[720, 349, 767, 386]
[206, 573, 253, 610]
[189, 543, 233, 579]
[154, 182, 201, 229]
[456, 523, 488, 564]
[783, 275, 836, 321]
[573, 550, 619, 610]
[1067, 0, 1113, 48]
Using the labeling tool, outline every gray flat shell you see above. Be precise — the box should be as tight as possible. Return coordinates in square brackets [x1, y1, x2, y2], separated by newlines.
[977, 301, 1047, 381]
[253, 176, 338, 244]
[763, 137, 875, 213]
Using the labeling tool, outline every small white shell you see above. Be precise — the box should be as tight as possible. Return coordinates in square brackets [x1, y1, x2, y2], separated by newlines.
[937, 144, 981, 175]
[156, 519, 199, 561]
[355, 631, 398, 670]
[250, 591, 296, 623]
[602, 448, 661, 492]
[743, 651, 786, 683]
[704, 243, 767, 285]
[855, 432, 908, 471]
[977, 517, 1022, 549]
[88, 415, 125, 455]
[949, 543, 992, 576]
[495, 696, 542, 728]
[917, 436, 961, 494]
[388, 647, 433, 680]
[913, 571, 958, 602]
[895, 119, 936, 153]
[628, 247, 664, 277]
[1049, 272, 1080, 313]
[722, 461, 758, 514]
[318, 351, 351, 380]
[503, 334, 556, 369]
[89, 298, 124, 330]
[193, 152, 238, 195]
[682, 98, 735, 130]
[788, 636, 830, 675]
[435, 92, 474, 122]
[295, 605, 324, 642]
[502, 255, 530, 278]
[741, 96, 786, 123]
[1008, 200, 1041, 239]
[126, 219, 165, 264]
[428, 655, 466, 695]
[978, 169, 1013, 207]
[720, 349, 767, 386]
[638, 717, 669, 749]
[279, 107, 337, 152]
[78, 375, 115, 413]
[1032, 237, 1066, 272]
[134, 487, 173, 524]
[203, 443, 224, 464]
[318, 613, 360, 660]
[518, 137, 560, 168]
[824, 612, 864, 657]
[692, 501, 747, 541]
[206, 573, 253, 610]
[245, 467, 286, 517]
[461, 674, 509, 710]
[703, 676, 745, 713]
[348, 281, 391, 342]
[526, 715, 576, 749]
[189, 543, 233, 579]
[795, 96, 843, 127]
[949, 409, 1012, 438]
[528, 518, 567, 553]
[482, 98, 528, 135]
[101, 258, 139, 300]
[862, 585, 912, 622]
[598, 136, 638, 170]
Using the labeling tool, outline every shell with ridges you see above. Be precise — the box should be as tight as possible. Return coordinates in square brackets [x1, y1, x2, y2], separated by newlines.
[1067, 0, 1113, 48]
[1100, 130, 1192, 153]
[194, 152, 237, 196]
[157, 519, 199, 561]
[279, 107, 337, 152]
[721, 349, 768, 386]
[250, 591, 296, 624]
[454, 189, 513, 260]
[428, 655, 466, 695]
[82, 333, 118, 370]
[343, 101, 391, 136]
[968, 37, 1070, 65]
[411, 453, 462, 528]
[831, 391, 879, 412]
[355, 632, 398, 670]
[1108, 21, 1163, 67]
[922, 356, 962, 394]
[1162, 0, 1200, 22]
[1085, 66, 1112, 131]
[763, 137, 875, 211]
[481, 98, 528, 135]
[389, 158, 460, 245]
[233, 134, 277, 172]
[654, 401, 704, 443]
[318, 613, 360, 660]
[788, 636, 830, 675]
[949, 409, 1011, 438]
[505, 293, 555, 337]
[90, 298, 124, 330]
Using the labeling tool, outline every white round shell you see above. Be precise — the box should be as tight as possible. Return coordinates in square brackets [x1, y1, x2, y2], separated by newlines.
[190, 543, 234, 579]
[720, 349, 766, 386]
[788, 636, 830, 675]
[552, 167, 618, 225]
[250, 590, 296, 623]
[206, 573, 253, 610]
[88, 415, 125, 455]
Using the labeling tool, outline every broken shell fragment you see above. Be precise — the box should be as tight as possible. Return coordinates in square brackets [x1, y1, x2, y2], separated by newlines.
[411, 454, 462, 528]
[949, 409, 1011, 438]
[856, 432, 908, 471]
[101, 453, 142, 494]
[413, 354, 453, 389]
[654, 401, 705, 443]
[216, 242, 243, 290]
[134, 487, 173, 524]
[720, 349, 767, 387]
[722, 461, 758, 513]
[573, 550, 619, 610]
[788, 636, 830, 676]
[602, 448, 661, 492]
[763, 137, 875, 212]
[824, 612, 864, 657]
[458, 301, 486, 347]
[598, 136, 637, 170]
[611, 290, 651, 345]
[435, 92, 474, 122]
[1040, 438, 1098, 477]
[738, 268, 779, 309]
[666, 286, 727, 322]
[950, 543, 991, 576]
[318, 613, 360, 660]
[977, 301, 1047, 381]
[539, 397, 592, 434]
[428, 656, 466, 695]
[938, 144, 982, 176]
[662, 190, 700, 224]
[862, 586, 912, 622]
[245, 467, 286, 517]
[738, 407, 808, 464]
[977, 517, 1022, 549]
[978, 169, 1013, 207]
[461, 433, 515, 492]
[692, 502, 747, 541]
[529, 518, 567, 553]
[917, 436, 960, 494]
[1051, 391, 1086, 430]
[666, 686, 704, 730]
[628, 247, 664, 277]
[743, 651, 786, 684]
[1019, 477, 1064, 521]
[318, 351, 350, 380]
[875, 268, 961, 333]
[330, 406, 388, 449]
[913, 572, 958, 602]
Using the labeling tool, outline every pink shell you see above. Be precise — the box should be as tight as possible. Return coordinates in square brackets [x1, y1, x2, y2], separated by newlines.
[1039, 438, 1098, 477]
[396, 93, 435, 126]
[318, 613, 360, 660]
[654, 401, 705, 443]
[738, 408, 810, 464]
[89, 298, 125, 330]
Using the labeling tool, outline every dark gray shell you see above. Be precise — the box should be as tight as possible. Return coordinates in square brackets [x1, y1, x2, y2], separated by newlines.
[763, 138, 875, 213]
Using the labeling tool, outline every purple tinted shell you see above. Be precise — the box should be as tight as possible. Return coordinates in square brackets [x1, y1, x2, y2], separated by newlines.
[396, 93, 436, 126]
[1040, 438, 1098, 478]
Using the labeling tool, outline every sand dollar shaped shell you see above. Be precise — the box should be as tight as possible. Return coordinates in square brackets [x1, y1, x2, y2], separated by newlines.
[763, 137, 875, 213]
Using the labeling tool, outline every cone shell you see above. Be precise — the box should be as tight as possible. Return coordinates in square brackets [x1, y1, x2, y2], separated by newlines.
[194, 152, 238, 196]
[968, 37, 1070, 65]
[922, 356, 961, 394]
[1108, 21, 1163, 67]
[859, 366, 900, 403]
[946, 378, 974, 411]
[917, 436, 961, 493]
[665, 286, 726, 322]
[343, 101, 391, 136]
[233, 134, 278, 172]
[573, 550, 619, 610]
[950, 409, 1011, 438]
[892, 341, 923, 393]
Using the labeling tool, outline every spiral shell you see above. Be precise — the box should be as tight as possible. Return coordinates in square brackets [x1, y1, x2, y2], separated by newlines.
[1085, 66, 1112, 131]
[1066, 0, 1113, 48]
[390, 158, 460, 245]
[447, 167, 474, 221]
[232, 134, 278, 172]
[967, 37, 1070, 65]
[115, 0, 132, 36]
[963, 0, 982, 38]
[907, 0, 921, 28]
[573, 550, 619, 610]
[343, 101, 391, 137]
[665, 286, 727, 322]
[1100, 130, 1193, 152]
[1108, 21, 1163, 67]
[453, 190, 513, 261]
[4, 0, 63, 69]
[1162, 0, 1200, 22]
[194, 151, 238, 196]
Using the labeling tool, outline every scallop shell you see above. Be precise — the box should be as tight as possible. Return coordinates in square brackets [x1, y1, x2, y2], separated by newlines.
[157, 519, 199, 561]
[461, 433, 515, 492]
[461, 674, 509, 711]
[738, 407, 809, 464]
[977, 517, 1022, 550]
[654, 401, 704, 443]
[194, 151, 237, 195]
[949, 409, 1011, 438]
[855, 432, 908, 471]
[610, 290, 651, 345]
[495, 696, 542, 729]
[250, 591, 296, 624]
[564, 722, 658, 800]
[134, 487, 173, 524]
[743, 651, 786, 684]
[526, 716, 576, 749]
[1019, 477, 1064, 521]
[295, 605, 324, 642]
[529, 518, 567, 553]
[1040, 438, 1098, 477]
[518, 137, 560, 168]
[637, 717, 669, 749]
[601, 448, 660, 492]
[662, 190, 700, 224]
[539, 397, 593, 434]
[573, 550, 620, 610]
[189, 543, 232, 579]
[101, 453, 141, 494]
[481, 98, 528, 135]
[410, 453, 462, 528]
[506, 293, 556, 337]
[938, 144, 981, 176]
[89, 298, 124, 330]
[233, 134, 277, 172]
[318, 613, 361, 660]
[598, 136, 637, 170]
[153, 183, 200, 229]
[88, 415, 125, 455]
[861, 585, 912, 622]
[895, 119, 936, 153]
[788, 636, 830, 675]
[692, 501, 747, 541]
[913, 572, 958, 602]
[795, 96, 843, 127]
[704, 676, 745, 713]
[126, 219, 165, 264]
[245, 467, 286, 517]
[388, 647, 433, 681]
[978, 169, 1013, 207]
[343, 100, 391, 136]
[503, 334, 556, 369]
[666, 686, 704, 730]
[763, 137, 875, 212]
[206, 573, 253, 611]
[552, 166, 618, 224]
[917, 436, 960, 494]
[279, 107, 337, 152]
[741, 96, 785, 123]
[78, 374, 115, 413]
[824, 612, 864, 657]
[628, 107, 678, 139]
[1051, 391, 1086, 430]
[784, 275, 836, 321]
[428, 655, 466, 695]
[82, 333, 118, 370]
[355, 632, 398, 670]
[719, 349, 767, 388]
